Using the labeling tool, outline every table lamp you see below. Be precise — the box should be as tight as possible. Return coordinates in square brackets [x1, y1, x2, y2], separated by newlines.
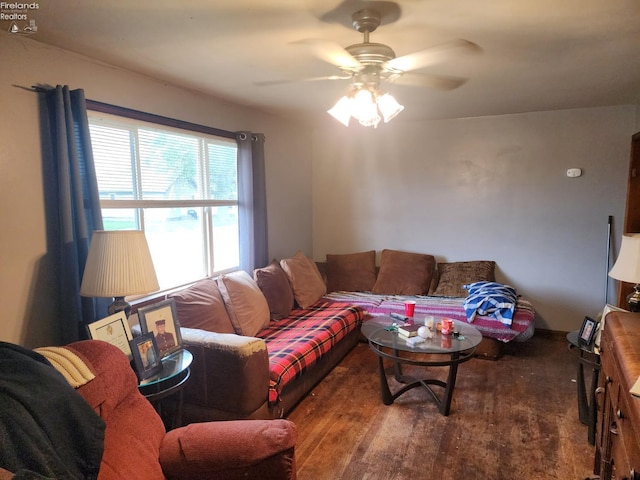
[608, 233, 640, 312]
[80, 230, 160, 317]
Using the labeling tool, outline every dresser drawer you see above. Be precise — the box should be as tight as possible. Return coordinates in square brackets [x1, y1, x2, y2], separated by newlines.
[596, 312, 640, 480]
[601, 353, 621, 410]
[614, 392, 640, 479]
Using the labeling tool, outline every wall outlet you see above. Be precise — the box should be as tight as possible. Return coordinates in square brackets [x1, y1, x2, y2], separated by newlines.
[567, 168, 582, 178]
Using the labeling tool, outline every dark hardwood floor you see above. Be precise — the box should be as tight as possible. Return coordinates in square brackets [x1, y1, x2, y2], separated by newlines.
[287, 334, 595, 480]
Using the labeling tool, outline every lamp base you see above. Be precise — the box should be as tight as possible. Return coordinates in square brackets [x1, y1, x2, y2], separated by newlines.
[627, 285, 640, 313]
[108, 296, 131, 318]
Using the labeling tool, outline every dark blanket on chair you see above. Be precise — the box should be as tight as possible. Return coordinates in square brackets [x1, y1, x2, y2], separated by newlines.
[0, 342, 105, 480]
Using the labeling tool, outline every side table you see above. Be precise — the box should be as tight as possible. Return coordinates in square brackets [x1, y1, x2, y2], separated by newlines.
[138, 348, 193, 429]
[566, 330, 600, 446]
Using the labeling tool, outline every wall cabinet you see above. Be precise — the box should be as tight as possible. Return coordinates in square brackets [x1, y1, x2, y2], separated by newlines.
[594, 312, 640, 480]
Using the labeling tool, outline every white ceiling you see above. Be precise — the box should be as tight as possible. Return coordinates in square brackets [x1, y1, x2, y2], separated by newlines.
[26, 0, 640, 124]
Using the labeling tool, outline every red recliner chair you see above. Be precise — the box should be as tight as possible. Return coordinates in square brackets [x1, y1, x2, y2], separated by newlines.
[0, 340, 297, 480]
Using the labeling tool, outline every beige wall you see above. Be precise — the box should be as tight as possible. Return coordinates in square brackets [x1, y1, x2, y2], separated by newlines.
[0, 35, 313, 347]
[312, 106, 638, 332]
[2, 33, 638, 345]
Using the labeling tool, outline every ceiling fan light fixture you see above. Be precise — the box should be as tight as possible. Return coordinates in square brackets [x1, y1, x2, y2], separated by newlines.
[377, 92, 404, 123]
[351, 88, 381, 127]
[327, 96, 353, 127]
[328, 86, 402, 128]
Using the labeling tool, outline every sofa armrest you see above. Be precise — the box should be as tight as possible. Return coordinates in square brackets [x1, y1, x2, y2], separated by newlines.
[180, 328, 270, 416]
[159, 419, 297, 480]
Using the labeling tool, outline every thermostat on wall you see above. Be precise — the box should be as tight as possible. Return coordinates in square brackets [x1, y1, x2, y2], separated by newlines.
[566, 168, 582, 178]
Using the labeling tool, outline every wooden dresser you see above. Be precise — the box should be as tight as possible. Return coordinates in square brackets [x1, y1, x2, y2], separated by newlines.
[595, 311, 640, 480]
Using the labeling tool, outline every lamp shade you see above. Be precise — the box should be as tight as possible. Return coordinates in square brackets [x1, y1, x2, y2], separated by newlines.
[327, 96, 352, 127]
[351, 89, 381, 127]
[608, 233, 640, 284]
[328, 86, 403, 127]
[377, 93, 404, 123]
[80, 230, 159, 298]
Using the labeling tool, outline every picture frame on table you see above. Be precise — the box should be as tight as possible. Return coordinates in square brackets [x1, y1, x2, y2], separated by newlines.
[129, 332, 162, 380]
[86, 311, 134, 359]
[579, 316, 597, 347]
[138, 298, 182, 358]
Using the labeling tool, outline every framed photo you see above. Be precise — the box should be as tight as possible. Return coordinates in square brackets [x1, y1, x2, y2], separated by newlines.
[129, 332, 162, 380]
[87, 311, 134, 359]
[138, 298, 182, 358]
[579, 316, 597, 347]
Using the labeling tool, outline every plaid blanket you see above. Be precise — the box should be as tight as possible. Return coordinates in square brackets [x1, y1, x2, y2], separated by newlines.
[324, 291, 535, 343]
[257, 301, 364, 405]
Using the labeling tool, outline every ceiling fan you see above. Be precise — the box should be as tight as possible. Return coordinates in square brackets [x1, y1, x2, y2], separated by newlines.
[298, 8, 480, 92]
[258, 6, 479, 126]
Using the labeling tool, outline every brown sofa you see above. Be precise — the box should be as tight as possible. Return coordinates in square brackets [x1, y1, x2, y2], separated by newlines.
[136, 249, 534, 423]
[129, 251, 367, 422]
[0, 340, 297, 480]
[147, 255, 365, 422]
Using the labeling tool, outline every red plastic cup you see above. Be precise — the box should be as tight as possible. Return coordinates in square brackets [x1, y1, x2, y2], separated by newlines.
[404, 301, 416, 318]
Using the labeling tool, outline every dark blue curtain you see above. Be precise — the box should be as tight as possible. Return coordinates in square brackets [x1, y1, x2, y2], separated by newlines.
[41, 85, 108, 343]
[236, 131, 268, 273]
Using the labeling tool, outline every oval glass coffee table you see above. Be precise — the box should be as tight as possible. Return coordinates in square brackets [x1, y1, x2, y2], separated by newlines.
[362, 316, 482, 416]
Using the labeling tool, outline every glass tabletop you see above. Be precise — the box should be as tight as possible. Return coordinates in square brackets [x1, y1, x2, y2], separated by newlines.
[139, 348, 193, 387]
[363, 316, 483, 355]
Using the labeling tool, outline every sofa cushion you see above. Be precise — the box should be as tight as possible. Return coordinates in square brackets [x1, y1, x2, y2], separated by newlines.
[280, 251, 327, 308]
[371, 249, 435, 295]
[428, 268, 440, 295]
[432, 260, 496, 297]
[168, 278, 236, 333]
[257, 302, 364, 404]
[253, 261, 295, 320]
[326, 250, 377, 293]
[217, 271, 271, 337]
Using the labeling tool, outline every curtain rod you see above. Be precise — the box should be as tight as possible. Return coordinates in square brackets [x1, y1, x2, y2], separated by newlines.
[86, 99, 236, 140]
[12, 84, 51, 93]
[13, 85, 236, 140]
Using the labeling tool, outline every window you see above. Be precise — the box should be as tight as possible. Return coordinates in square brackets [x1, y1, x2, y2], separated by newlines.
[88, 110, 239, 291]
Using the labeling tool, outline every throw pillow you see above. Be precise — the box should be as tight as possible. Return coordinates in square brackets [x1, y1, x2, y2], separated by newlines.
[253, 260, 295, 320]
[216, 271, 270, 337]
[168, 278, 236, 333]
[280, 251, 327, 308]
[326, 250, 377, 293]
[428, 268, 439, 295]
[432, 260, 496, 297]
[371, 249, 435, 295]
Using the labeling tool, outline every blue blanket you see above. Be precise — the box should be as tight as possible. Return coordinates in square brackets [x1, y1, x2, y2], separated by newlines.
[463, 281, 518, 326]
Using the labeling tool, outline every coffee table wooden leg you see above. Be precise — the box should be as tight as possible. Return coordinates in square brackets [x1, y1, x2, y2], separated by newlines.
[378, 355, 394, 405]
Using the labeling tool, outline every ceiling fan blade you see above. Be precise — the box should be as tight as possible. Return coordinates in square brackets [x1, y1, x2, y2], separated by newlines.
[294, 39, 362, 70]
[392, 72, 468, 90]
[254, 75, 351, 87]
[385, 39, 481, 73]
